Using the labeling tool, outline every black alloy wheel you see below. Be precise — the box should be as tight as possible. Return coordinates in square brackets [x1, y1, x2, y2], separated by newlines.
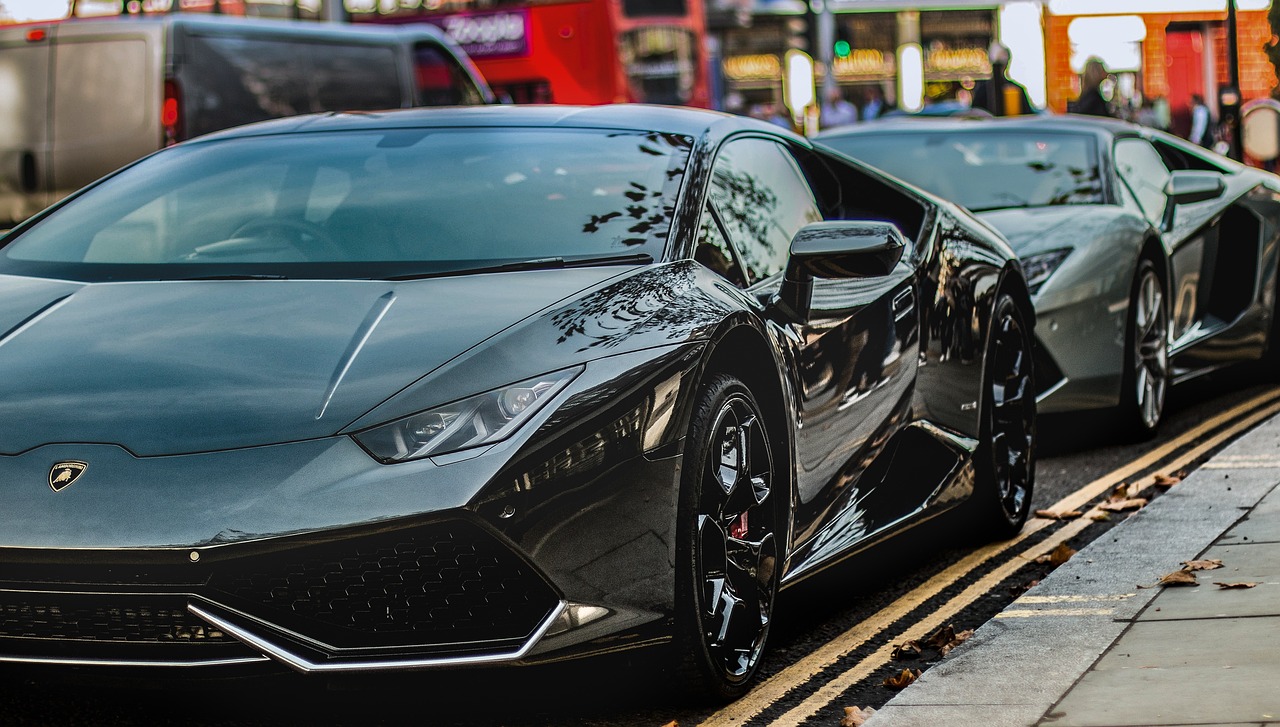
[1119, 259, 1169, 439]
[972, 292, 1036, 539]
[675, 372, 780, 701]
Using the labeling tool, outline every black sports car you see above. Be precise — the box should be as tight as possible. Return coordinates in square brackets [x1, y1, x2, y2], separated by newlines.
[0, 105, 1036, 699]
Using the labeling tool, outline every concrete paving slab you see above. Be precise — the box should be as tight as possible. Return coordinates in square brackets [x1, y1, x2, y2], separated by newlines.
[880, 613, 1123, 708]
[1135, 542, 1280, 621]
[858, 703, 1049, 727]
[1044, 663, 1280, 726]
[1220, 483, 1280, 543]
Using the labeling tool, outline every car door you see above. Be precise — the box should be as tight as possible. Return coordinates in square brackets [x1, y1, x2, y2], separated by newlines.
[1113, 136, 1264, 364]
[698, 135, 917, 562]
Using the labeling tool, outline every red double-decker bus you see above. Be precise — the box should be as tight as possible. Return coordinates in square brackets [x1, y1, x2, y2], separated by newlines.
[347, 0, 711, 108]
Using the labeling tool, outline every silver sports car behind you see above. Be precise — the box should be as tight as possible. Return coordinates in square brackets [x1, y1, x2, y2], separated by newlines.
[818, 114, 1280, 438]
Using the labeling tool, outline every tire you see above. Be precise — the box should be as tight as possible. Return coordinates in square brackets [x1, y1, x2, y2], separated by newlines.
[673, 372, 781, 702]
[1117, 259, 1169, 440]
[971, 292, 1036, 540]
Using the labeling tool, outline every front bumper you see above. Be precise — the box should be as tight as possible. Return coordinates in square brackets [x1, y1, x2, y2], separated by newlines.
[0, 517, 563, 671]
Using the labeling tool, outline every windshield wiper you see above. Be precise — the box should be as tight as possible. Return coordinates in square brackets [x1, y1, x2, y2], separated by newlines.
[384, 253, 654, 281]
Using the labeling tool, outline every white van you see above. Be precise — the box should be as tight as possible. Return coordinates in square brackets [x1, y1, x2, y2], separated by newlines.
[0, 15, 493, 227]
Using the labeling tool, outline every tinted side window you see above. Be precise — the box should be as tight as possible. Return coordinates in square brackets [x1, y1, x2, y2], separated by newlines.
[414, 43, 485, 106]
[311, 43, 403, 111]
[1114, 138, 1170, 227]
[709, 138, 822, 284]
[181, 35, 402, 139]
[694, 203, 747, 287]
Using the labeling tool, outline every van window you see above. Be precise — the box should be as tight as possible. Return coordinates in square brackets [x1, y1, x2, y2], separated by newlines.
[414, 43, 486, 106]
[181, 34, 403, 138]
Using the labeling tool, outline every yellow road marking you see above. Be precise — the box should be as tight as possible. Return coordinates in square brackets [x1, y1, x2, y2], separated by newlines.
[1016, 594, 1134, 604]
[698, 387, 1280, 727]
[995, 608, 1116, 618]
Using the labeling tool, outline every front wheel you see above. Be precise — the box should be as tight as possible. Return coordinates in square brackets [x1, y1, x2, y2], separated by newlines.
[971, 292, 1036, 539]
[1118, 259, 1169, 440]
[673, 373, 780, 702]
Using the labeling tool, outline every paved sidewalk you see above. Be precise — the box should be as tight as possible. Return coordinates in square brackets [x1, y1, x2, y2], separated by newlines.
[865, 414, 1280, 727]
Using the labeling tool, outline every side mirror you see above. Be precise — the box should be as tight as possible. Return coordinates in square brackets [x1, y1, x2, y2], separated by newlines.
[1162, 170, 1225, 230]
[776, 220, 907, 320]
[1165, 170, 1225, 207]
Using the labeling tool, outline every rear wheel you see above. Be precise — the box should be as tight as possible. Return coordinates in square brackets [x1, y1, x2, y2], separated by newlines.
[674, 373, 780, 702]
[971, 292, 1036, 539]
[1118, 259, 1168, 440]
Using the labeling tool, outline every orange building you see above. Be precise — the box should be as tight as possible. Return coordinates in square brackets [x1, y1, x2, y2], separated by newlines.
[1045, 4, 1274, 139]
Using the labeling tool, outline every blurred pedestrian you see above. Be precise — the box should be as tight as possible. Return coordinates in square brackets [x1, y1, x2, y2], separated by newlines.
[1074, 57, 1114, 117]
[821, 87, 858, 129]
[1189, 93, 1214, 147]
[860, 85, 886, 121]
[971, 43, 1034, 116]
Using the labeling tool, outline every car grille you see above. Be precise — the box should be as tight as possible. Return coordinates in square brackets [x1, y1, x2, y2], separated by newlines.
[208, 520, 558, 650]
[0, 593, 234, 643]
[0, 519, 560, 665]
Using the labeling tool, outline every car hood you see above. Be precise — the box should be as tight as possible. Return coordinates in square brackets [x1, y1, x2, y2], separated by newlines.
[0, 269, 625, 456]
[973, 206, 1093, 257]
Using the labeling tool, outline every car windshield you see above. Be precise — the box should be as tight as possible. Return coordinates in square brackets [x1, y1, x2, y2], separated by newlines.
[0, 127, 692, 281]
[821, 130, 1103, 212]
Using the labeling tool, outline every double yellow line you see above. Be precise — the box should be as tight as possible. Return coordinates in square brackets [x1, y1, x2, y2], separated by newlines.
[700, 387, 1280, 727]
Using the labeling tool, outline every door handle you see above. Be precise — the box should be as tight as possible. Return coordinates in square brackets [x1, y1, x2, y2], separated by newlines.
[893, 288, 914, 321]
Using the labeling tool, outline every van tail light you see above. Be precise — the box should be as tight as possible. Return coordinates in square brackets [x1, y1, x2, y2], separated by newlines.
[162, 79, 182, 146]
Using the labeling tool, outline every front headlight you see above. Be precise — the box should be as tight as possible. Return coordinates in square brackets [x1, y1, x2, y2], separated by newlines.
[353, 367, 582, 463]
[1020, 248, 1073, 294]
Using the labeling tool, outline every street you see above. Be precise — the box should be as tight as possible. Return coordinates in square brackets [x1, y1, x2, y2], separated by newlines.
[2, 370, 1273, 727]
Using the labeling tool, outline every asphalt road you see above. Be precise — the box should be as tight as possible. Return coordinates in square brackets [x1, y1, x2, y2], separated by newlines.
[2, 369, 1273, 727]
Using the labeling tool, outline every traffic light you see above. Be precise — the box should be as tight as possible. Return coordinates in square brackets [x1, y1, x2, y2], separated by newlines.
[834, 24, 851, 59]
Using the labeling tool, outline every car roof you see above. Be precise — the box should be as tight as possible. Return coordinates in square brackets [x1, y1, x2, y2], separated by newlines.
[815, 113, 1139, 141]
[191, 104, 798, 144]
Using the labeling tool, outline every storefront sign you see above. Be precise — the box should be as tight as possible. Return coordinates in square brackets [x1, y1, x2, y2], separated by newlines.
[426, 9, 529, 59]
[723, 53, 782, 82]
[832, 49, 895, 80]
[925, 47, 989, 78]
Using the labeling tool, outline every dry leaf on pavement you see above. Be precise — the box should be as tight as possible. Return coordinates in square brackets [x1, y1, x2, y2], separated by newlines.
[1214, 581, 1259, 589]
[659, 722, 678, 727]
[841, 706, 877, 726]
[1153, 473, 1182, 487]
[1182, 559, 1224, 571]
[1099, 497, 1148, 512]
[1090, 512, 1111, 522]
[1034, 509, 1083, 520]
[1157, 569, 1199, 586]
[1035, 542, 1076, 566]
[883, 668, 922, 690]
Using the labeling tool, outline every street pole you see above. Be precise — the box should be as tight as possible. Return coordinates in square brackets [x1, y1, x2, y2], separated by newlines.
[1225, 0, 1243, 161]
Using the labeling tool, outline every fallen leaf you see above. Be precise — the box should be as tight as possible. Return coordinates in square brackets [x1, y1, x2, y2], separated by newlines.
[883, 668, 922, 690]
[1034, 509, 1083, 520]
[1109, 482, 1140, 501]
[1153, 473, 1182, 487]
[1182, 559, 1224, 571]
[1090, 512, 1112, 522]
[841, 706, 877, 726]
[891, 641, 922, 660]
[1098, 497, 1148, 512]
[1035, 543, 1076, 566]
[659, 722, 678, 727]
[1157, 569, 1199, 587]
[1214, 581, 1259, 589]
